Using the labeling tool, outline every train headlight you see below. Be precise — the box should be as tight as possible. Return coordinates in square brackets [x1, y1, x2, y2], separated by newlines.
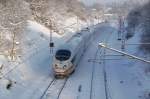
[55, 64, 58, 68]
[63, 65, 67, 69]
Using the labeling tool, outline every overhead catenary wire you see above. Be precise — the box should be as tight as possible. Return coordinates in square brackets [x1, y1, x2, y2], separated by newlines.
[99, 43, 150, 64]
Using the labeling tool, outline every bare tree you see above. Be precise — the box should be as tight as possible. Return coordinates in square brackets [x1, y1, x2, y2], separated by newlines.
[0, 0, 30, 60]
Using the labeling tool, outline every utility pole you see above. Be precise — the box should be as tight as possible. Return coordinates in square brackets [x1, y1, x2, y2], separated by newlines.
[49, 19, 54, 54]
[77, 16, 79, 31]
[118, 16, 122, 40]
[118, 16, 126, 50]
[121, 17, 126, 51]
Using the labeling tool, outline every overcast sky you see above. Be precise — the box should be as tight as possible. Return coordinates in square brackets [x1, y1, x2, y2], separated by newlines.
[80, 0, 124, 6]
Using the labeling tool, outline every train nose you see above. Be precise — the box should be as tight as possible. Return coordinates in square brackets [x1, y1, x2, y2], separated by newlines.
[63, 65, 67, 69]
[54, 63, 67, 69]
[54, 64, 59, 69]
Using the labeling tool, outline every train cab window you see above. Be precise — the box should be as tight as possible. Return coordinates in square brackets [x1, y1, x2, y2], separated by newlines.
[55, 50, 71, 61]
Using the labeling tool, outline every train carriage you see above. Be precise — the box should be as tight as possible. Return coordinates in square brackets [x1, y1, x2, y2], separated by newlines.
[53, 27, 94, 78]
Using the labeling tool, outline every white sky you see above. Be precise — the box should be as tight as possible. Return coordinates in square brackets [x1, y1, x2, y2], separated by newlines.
[80, 0, 124, 6]
[80, 0, 148, 6]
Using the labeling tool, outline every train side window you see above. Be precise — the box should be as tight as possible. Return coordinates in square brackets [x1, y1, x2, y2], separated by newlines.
[71, 56, 76, 63]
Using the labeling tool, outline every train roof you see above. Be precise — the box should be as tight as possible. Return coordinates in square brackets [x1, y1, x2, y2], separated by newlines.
[56, 29, 91, 52]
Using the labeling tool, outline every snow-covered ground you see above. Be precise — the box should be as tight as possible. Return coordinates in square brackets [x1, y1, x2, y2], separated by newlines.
[0, 20, 64, 99]
[0, 20, 100, 99]
[0, 19, 150, 99]
[104, 25, 150, 99]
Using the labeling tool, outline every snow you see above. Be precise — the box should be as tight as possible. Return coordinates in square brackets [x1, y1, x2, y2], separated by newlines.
[0, 19, 90, 99]
[0, 18, 150, 99]
[102, 23, 150, 99]
[27, 20, 61, 38]
[0, 20, 61, 99]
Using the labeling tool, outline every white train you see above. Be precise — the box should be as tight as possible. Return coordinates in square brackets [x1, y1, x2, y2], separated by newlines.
[53, 27, 95, 78]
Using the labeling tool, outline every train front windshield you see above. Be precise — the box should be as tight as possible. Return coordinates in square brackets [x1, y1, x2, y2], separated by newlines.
[55, 50, 71, 61]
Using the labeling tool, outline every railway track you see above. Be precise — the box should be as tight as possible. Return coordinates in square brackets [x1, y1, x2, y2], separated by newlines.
[89, 31, 113, 99]
[90, 46, 103, 99]
[40, 77, 68, 99]
[39, 78, 55, 99]
[102, 31, 114, 99]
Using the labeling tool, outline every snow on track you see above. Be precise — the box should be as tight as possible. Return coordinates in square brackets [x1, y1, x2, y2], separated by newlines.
[41, 78, 68, 99]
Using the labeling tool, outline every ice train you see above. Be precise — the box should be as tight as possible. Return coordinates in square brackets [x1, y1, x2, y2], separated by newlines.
[53, 27, 95, 78]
